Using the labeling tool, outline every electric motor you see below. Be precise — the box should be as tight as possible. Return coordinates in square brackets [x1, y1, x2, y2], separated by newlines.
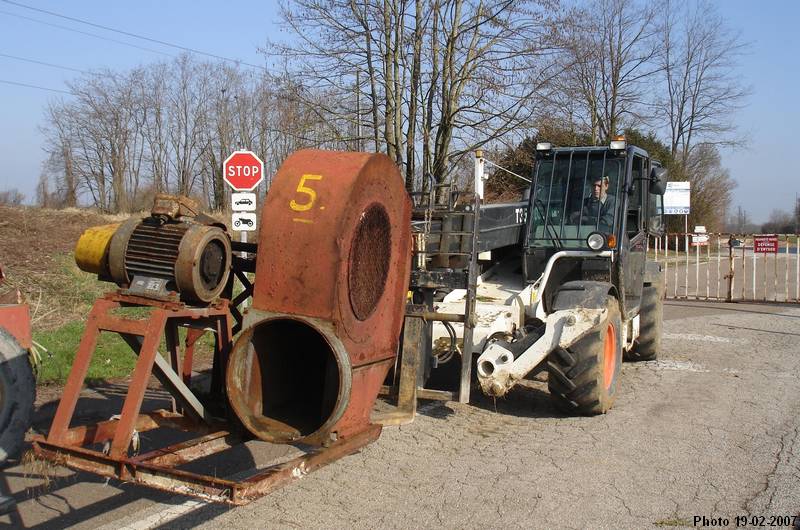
[75, 195, 232, 305]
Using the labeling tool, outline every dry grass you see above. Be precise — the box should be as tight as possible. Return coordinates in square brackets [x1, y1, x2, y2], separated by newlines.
[21, 448, 60, 496]
[0, 205, 129, 331]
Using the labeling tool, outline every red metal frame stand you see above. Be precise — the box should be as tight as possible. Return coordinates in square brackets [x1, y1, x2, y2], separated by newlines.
[32, 293, 382, 504]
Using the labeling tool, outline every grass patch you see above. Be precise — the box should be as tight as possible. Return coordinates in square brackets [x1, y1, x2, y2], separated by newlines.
[24, 253, 109, 331]
[33, 319, 218, 385]
[34, 321, 137, 385]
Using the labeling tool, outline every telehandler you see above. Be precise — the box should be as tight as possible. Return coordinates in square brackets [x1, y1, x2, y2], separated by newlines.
[403, 136, 667, 414]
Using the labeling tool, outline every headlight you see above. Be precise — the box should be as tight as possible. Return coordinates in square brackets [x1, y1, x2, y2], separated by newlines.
[587, 232, 606, 250]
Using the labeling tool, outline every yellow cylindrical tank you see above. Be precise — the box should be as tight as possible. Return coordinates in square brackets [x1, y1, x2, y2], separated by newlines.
[74, 223, 120, 275]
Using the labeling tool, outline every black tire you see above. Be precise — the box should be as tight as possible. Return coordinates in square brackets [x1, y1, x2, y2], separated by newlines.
[625, 280, 663, 362]
[0, 328, 35, 467]
[547, 296, 623, 415]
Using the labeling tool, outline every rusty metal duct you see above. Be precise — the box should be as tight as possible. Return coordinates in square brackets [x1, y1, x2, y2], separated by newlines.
[226, 150, 412, 446]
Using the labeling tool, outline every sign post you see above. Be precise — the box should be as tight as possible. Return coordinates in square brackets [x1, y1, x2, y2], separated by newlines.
[664, 181, 691, 216]
[223, 150, 264, 308]
[663, 181, 691, 296]
[753, 234, 778, 254]
[691, 225, 708, 247]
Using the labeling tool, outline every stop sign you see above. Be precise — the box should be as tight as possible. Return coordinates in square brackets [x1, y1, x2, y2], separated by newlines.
[223, 150, 264, 191]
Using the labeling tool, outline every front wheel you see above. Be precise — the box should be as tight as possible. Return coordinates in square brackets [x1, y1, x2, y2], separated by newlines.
[0, 329, 36, 466]
[547, 296, 623, 415]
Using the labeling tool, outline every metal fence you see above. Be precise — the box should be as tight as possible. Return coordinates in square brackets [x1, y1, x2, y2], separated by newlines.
[648, 233, 800, 303]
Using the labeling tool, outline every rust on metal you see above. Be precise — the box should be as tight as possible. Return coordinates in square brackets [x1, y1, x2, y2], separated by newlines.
[0, 303, 31, 349]
[80, 195, 233, 305]
[37, 153, 416, 505]
[32, 423, 381, 505]
[348, 203, 392, 320]
[44, 295, 232, 446]
[227, 150, 412, 447]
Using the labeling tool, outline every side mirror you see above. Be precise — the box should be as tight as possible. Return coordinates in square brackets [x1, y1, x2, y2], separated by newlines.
[649, 167, 668, 195]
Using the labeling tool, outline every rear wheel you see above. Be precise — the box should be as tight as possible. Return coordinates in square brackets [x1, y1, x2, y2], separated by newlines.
[0, 329, 35, 466]
[547, 296, 622, 415]
[625, 280, 663, 362]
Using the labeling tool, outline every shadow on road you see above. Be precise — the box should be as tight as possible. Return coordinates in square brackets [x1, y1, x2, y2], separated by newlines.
[665, 300, 800, 318]
[468, 381, 567, 419]
[2, 382, 252, 529]
[1, 469, 174, 530]
[711, 322, 800, 337]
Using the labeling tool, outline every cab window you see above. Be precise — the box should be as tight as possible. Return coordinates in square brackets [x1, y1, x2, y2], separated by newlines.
[627, 155, 645, 236]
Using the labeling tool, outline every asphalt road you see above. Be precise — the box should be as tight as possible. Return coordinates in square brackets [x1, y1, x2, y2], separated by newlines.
[2, 300, 799, 529]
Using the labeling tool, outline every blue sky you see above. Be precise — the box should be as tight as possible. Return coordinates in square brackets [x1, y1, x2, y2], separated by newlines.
[0, 0, 797, 223]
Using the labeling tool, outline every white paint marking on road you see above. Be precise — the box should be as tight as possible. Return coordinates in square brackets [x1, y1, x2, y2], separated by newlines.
[663, 332, 739, 343]
[105, 498, 209, 530]
[96, 448, 305, 530]
[640, 359, 709, 373]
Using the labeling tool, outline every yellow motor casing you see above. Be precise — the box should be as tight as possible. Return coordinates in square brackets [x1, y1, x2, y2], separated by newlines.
[74, 223, 120, 275]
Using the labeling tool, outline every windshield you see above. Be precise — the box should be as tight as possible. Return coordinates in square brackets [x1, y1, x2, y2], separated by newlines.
[529, 150, 624, 248]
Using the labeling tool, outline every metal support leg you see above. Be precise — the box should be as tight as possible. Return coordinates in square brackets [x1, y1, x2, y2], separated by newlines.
[183, 327, 204, 384]
[47, 301, 108, 444]
[374, 315, 424, 426]
[110, 311, 166, 458]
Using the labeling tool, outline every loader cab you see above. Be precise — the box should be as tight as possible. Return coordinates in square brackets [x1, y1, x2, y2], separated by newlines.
[523, 139, 666, 318]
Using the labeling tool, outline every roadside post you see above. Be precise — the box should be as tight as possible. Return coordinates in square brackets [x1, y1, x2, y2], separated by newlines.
[691, 226, 708, 299]
[726, 235, 737, 302]
[223, 150, 264, 308]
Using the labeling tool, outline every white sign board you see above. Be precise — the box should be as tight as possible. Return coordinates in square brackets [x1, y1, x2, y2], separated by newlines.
[692, 225, 708, 246]
[232, 192, 256, 212]
[664, 181, 691, 215]
[232, 212, 257, 231]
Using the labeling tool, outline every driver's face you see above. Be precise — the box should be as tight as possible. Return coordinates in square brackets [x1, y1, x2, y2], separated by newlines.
[592, 181, 605, 199]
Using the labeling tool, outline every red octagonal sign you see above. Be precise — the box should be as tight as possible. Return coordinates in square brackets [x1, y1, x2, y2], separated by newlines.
[223, 150, 264, 191]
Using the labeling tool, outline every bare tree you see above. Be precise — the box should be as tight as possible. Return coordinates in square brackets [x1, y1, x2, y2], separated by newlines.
[660, 0, 748, 168]
[761, 209, 794, 234]
[269, 0, 559, 191]
[0, 188, 25, 206]
[558, 0, 661, 143]
[683, 143, 735, 232]
[168, 56, 214, 198]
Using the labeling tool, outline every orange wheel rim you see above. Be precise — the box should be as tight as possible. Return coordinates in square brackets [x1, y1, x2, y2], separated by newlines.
[603, 322, 616, 390]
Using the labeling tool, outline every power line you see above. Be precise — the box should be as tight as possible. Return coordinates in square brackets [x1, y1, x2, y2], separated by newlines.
[0, 78, 74, 95]
[0, 9, 174, 58]
[1, 0, 268, 72]
[0, 52, 90, 74]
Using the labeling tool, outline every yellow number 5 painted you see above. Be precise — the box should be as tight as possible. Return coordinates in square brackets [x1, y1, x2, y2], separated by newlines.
[289, 174, 323, 212]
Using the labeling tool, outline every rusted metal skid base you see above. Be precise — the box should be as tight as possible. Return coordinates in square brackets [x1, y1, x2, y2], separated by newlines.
[32, 413, 381, 504]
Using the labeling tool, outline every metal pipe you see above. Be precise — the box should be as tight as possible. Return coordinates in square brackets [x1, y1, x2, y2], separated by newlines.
[416, 312, 466, 323]
[741, 242, 746, 300]
[685, 232, 689, 299]
[752, 245, 757, 301]
[674, 234, 679, 299]
[706, 237, 710, 300]
[664, 234, 669, 297]
[695, 239, 700, 300]
[785, 236, 790, 302]
[716, 235, 721, 300]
